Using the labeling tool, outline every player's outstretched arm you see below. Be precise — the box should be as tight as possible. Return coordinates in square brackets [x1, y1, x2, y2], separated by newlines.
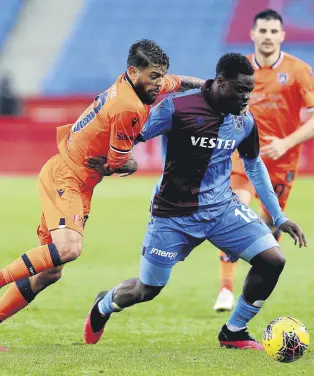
[176, 76, 205, 92]
[160, 75, 205, 95]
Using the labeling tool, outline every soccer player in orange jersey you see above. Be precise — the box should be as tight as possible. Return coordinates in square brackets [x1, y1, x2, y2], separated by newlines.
[214, 9, 314, 312]
[0, 39, 205, 330]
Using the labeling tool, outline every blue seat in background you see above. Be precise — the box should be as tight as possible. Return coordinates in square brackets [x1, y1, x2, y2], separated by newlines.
[0, 0, 23, 52]
[42, 0, 314, 95]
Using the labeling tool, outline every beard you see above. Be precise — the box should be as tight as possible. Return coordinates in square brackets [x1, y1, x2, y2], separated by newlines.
[133, 82, 158, 105]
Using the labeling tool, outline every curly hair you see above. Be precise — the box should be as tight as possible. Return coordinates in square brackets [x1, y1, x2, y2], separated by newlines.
[127, 39, 169, 69]
[216, 53, 254, 80]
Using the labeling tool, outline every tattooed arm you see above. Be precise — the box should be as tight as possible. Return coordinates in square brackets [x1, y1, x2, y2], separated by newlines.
[177, 76, 205, 92]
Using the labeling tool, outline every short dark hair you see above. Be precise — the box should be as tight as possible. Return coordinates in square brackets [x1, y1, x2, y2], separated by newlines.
[127, 39, 169, 69]
[254, 9, 283, 26]
[216, 53, 254, 80]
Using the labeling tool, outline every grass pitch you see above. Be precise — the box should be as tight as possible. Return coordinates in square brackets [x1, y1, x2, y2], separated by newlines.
[0, 176, 313, 375]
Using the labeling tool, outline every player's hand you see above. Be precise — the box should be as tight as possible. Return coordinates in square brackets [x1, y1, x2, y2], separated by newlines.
[85, 155, 138, 177]
[279, 220, 307, 248]
[84, 156, 114, 176]
[115, 154, 138, 177]
[260, 136, 290, 160]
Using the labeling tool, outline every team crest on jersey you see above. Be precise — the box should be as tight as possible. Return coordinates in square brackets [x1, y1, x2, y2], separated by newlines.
[277, 72, 289, 84]
[233, 115, 243, 132]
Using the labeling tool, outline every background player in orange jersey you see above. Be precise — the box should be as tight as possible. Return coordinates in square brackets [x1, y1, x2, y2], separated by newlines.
[214, 9, 314, 312]
[0, 39, 205, 326]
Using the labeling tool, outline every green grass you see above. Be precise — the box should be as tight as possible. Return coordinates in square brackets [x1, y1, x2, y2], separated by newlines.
[0, 176, 313, 375]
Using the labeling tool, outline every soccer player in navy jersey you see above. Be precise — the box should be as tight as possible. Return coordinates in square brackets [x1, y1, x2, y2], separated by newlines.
[84, 53, 306, 349]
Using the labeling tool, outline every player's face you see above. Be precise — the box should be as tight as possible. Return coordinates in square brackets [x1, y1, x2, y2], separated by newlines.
[218, 74, 255, 115]
[250, 19, 285, 56]
[128, 65, 167, 104]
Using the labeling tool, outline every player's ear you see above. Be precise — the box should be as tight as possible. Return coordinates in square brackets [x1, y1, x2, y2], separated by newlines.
[249, 29, 255, 42]
[216, 75, 225, 87]
[280, 30, 286, 43]
[128, 66, 140, 82]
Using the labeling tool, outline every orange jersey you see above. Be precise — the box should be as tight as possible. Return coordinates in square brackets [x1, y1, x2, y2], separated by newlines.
[246, 52, 314, 171]
[56, 73, 181, 188]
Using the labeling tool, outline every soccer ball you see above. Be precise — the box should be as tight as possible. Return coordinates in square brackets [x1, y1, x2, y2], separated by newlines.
[263, 317, 310, 363]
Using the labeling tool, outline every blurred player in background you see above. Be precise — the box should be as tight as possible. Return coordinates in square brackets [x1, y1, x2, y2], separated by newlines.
[0, 39, 204, 327]
[84, 53, 306, 350]
[214, 9, 314, 312]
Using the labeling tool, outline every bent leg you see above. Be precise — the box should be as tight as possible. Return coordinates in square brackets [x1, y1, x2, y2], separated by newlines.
[242, 246, 285, 304]
[84, 255, 174, 345]
[0, 155, 87, 288]
[226, 244, 284, 333]
[101, 255, 169, 312]
[209, 199, 282, 348]
[0, 267, 63, 322]
[215, 173, 255, 311]
[0, 229, 81, 288]
[0, 212, 64, 322]
[84, 215, 202, 344]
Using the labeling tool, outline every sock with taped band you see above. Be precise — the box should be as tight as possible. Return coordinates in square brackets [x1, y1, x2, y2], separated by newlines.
[0, 243, 62, 287]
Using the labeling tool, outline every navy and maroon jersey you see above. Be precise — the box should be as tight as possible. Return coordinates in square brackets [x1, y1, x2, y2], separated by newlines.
[138, 81, 259, 217]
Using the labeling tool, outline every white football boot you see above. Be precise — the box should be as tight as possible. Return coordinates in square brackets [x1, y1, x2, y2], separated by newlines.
[213, 288, 235, 312]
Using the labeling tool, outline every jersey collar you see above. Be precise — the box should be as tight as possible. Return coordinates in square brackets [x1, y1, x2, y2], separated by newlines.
[252, 51, 284, 70]
[124, 72, 147, 104]
[124, 72, 136, 89]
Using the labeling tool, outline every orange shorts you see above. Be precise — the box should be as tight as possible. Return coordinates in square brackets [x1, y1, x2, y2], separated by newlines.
[37, 154, 93, 244]
[231, 155, 296, 213]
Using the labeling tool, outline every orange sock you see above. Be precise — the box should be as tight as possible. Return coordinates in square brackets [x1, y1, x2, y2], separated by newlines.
[0, 244, 61, 287]
[0, 280, 35, 322]
[219, 250, 237, 292]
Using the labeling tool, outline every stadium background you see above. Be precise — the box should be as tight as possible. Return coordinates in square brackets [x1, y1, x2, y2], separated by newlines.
[0, 0, 313, 175]
[0, 1, 314, 375]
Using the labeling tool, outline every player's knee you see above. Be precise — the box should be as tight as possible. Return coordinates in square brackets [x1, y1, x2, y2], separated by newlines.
[37, 269, 63, 288]
[46, 267, 63, 284]
[265, 248, 286, 275]
[57, 243, 82, 262]
[69, 243, 82, 261]
[269, 251, 286, 274]
[31, 267, 63, 292]
[252, 246, 285, 276]
[139, 282, 163, 302]
[52, 230, 83, 262]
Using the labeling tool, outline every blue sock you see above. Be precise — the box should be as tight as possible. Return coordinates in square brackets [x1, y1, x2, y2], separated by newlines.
[98, 288, 122, 316]
[227, 295, 261, 329]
